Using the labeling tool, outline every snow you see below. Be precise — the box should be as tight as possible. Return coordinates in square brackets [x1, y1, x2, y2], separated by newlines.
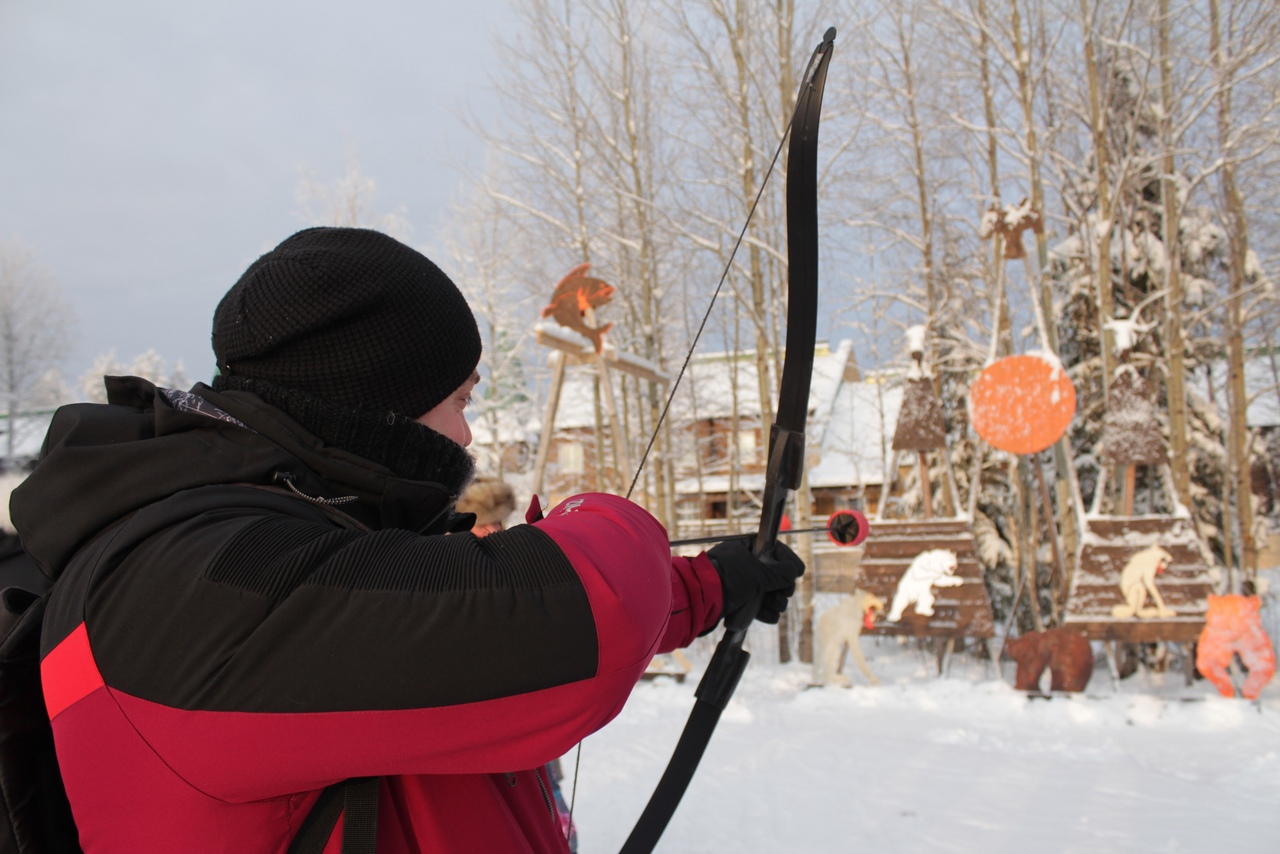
[532, 322, 670, 381]
[565, 637, 1280, 853]
[978, 207, 1001, 240]
[906, 324, 928, 356]
[1027, 348, 1064, 376]
[806, 378, 903, 488]
[1183, 276, 1212, 307]
[1003, 198, 1035, 230]
[1101, 317, 1155, 355]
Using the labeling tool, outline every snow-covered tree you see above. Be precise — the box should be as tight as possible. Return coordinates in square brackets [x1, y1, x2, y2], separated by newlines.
[79, 349, 189, 403]
[0, 240, 75, 457]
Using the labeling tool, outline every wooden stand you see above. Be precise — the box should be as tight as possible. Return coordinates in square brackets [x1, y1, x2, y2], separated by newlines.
[1063, 351, 1214, 674]
[531, 323, 669, 500]
[814, 364, 997, 672]
[1062, 515, 1213, 643]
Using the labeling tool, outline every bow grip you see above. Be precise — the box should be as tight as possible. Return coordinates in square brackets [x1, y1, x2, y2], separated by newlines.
[752, 424, 806, 558]
[719, 425, 805, 634]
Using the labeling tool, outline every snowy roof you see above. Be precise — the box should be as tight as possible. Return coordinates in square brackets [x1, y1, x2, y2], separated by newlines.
[538, 340, 857, 430]
[673, 375, 902, 494]
[808, 377, 903, 488]
[513, 339, 906, 490]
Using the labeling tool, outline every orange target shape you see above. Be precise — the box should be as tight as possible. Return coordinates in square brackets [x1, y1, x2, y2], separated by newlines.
[969, 354, 1076, 455]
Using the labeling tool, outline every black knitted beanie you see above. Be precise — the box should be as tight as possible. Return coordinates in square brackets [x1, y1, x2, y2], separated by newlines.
[212, 227, 481, 418]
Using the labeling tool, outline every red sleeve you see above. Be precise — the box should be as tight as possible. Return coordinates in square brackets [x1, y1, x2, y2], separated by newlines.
[532, 493, 721, 669]
[661, 553, 722, 651]
[55, 493, 726, 802]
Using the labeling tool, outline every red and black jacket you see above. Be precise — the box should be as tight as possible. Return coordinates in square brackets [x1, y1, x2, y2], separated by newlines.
[11, 377, 722, 853]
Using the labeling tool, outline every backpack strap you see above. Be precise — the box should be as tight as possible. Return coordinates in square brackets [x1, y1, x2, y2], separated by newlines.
[225, 485, 382, 852]
[288, 777, 379, 854]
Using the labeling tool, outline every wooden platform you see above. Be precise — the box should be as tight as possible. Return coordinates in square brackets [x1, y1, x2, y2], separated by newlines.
[1062, 516, 1214, 642]
[815, 519, 995, 639]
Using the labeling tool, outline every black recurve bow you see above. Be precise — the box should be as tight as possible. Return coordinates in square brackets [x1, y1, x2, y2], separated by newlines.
[616, 26, 837, 854]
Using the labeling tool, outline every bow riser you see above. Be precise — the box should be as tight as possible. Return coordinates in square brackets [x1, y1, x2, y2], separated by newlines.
[618, 27, 836, 854]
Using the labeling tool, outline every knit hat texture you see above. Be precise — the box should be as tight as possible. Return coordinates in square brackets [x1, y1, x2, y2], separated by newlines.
[213, 227, 481, 418]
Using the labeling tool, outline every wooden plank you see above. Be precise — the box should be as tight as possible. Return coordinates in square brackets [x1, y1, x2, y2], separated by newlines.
[1060, 618, 1204, 643]
[1070, 589, 1207, 611]
[863, 539, 977, 558]
[1083, 516, 1198, 538]
[535, 326, 670, 383]
[1062, 516, 1214, 643]
[868, 521, 972, 537]
[857, 558, 982, 575]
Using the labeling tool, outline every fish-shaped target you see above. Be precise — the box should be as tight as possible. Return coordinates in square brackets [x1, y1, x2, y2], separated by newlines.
[541, 263, 615, 353]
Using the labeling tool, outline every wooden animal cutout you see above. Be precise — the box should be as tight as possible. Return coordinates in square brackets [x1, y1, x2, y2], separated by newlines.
[814, 589, 885, 687]
[1110, 545, 1175, 619]
[1005, 628, 1095, 693]
[887, 549, 961, 621]
[1196, 594, 1276, 700]
[540, 263, 615, 353]
[979, 198, 1044, 260]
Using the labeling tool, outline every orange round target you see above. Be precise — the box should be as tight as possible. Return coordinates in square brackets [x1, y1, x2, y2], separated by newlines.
[969, 354, 1076, 455]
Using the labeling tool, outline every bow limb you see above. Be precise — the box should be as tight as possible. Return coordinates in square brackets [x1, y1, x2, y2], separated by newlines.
[618, 28, 836, 854]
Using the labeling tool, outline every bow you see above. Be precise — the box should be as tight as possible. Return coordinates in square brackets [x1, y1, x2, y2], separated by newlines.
[617, 27, 837, 853]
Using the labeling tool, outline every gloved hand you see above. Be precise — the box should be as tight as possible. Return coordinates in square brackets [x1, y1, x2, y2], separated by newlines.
[706, 539, 806, 627]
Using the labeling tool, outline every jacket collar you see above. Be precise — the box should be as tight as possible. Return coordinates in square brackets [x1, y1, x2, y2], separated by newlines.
[189, 382, 462, 535]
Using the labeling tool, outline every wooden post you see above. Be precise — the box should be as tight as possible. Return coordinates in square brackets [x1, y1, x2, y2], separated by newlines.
[918, 451, 934, 518]
[1122, 465, 1136, 516]
[531, 352, 567, 500]
[1104, 642, 1122, 692]
[1091, 465, 1109, 515]
[1024, 465, 1045, 632]
[797, 462, 816, 664]
[1033, 458, 1067, 623]
[936, 637, 955, 677]
[594, 358, 631, 492]
[584, 307, 632, 493]
[941, 447, 963, 519]
[877, 450, 903, 520]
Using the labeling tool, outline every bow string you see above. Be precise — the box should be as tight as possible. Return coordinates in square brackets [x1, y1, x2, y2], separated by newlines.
[616, 27, 837, 854]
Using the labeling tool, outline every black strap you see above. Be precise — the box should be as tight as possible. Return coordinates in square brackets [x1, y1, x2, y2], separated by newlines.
[289, 777, 380, 854]
[340, 778, 379, 851]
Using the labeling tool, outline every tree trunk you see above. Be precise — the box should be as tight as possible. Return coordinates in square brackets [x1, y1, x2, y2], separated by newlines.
[899, 14, 936, 365]
[1159, 0, 1193, 511]
[1080, 0, 1114, 395]
[1012, 0, 1080, 583]
[1210, 0, 1258, 576]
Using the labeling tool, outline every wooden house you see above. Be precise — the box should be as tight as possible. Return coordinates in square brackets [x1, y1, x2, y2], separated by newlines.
[484, 339, 908, 542]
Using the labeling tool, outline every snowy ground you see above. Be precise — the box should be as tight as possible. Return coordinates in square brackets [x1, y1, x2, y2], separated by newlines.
[563, 632, 1280, 854]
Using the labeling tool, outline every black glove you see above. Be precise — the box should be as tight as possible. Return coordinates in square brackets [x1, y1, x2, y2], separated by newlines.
[706, 539, 806, 627]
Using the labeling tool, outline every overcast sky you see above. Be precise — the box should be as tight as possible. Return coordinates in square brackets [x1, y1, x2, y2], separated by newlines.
[0, 0, 510, 388]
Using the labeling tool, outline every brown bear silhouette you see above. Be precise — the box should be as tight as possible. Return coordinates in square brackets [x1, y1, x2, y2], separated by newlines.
[1005, 628, 1095, 692]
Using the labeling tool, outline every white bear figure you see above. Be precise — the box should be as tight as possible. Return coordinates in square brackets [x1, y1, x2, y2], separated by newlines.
[887, 549, 962, 621]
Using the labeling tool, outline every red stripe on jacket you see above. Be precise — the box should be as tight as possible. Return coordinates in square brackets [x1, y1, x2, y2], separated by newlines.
[42, 622, 104, 720]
